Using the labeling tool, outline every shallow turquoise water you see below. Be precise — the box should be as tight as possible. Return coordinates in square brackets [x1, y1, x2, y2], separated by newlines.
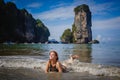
[0, 42, 120, 80]
[0, 42, 120, 67]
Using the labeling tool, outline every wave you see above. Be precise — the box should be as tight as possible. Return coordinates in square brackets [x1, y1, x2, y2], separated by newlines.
[0, 56, 120, 77]
[0, 56, 46, 69]
[63, 59, 120, 77]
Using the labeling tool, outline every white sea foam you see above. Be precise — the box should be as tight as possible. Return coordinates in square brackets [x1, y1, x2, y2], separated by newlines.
[0, 56, 46, 70]
[0, 56, 120, 77]
[63, 59, 120, 77]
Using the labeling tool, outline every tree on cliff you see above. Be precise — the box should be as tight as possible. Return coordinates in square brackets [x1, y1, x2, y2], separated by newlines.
[35, 19, 50, 43]
[60, 29, 73, 43]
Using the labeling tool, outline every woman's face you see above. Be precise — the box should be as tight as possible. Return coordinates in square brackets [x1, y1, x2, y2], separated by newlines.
[49, 52, 57, 60]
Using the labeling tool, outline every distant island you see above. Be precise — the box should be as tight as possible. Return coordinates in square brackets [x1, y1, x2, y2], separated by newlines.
[61, 4, 99, 44]
[0, 0, 50, 43]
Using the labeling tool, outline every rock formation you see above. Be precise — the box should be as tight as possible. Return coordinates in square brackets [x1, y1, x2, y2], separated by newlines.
[60, 29, 73, 43]
[0, 0, 50, 43]
[73, 4, 92, 43]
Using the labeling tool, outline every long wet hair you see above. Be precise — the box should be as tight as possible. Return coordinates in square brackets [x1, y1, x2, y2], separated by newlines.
[49, 50, 59, 61]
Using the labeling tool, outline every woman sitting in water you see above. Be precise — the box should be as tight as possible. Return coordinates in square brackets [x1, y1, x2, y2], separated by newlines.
[45, 50, 65, 73]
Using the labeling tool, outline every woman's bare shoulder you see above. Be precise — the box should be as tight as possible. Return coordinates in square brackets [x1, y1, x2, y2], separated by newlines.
[46, 60, 50, 65]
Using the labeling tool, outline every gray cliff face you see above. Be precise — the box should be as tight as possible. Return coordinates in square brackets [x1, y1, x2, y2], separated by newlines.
[0, 0, 50, 43]
[74, 4, 92, 43]
[22, 9, 36, 42]
[14, 9, 37, 43]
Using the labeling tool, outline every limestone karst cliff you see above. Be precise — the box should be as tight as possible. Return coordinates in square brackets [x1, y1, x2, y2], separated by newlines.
[0, 0, 50, 43]
[61, 4, 92, 43]
[73, 4, 92, 43]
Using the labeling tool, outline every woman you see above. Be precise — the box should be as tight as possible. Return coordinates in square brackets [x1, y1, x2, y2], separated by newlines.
[45, 50, 65, 73]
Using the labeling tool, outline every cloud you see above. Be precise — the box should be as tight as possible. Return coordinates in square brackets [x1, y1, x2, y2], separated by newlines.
[33, 6, 74, 20]
[32, 0, 120, 41]
[95, 35, 101, 40]
[93, 16, 120, 29]
[10, 0, 16, 3]
[33, 0, 116, 21]
[95, 34, 113, 42]
[91, 3, 113, 15]
[27, 2, 42, 8]
[92, 16, 120, 42]
[73, 0, 117, 16]
[48, 24, 72, 41]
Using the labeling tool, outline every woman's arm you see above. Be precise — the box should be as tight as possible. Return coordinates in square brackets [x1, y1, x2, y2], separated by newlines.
[56, 61, 63, 72]
[45, 61, 49, 73]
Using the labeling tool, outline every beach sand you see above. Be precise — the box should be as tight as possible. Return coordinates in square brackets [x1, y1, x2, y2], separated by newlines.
[0, 67, 120, 80]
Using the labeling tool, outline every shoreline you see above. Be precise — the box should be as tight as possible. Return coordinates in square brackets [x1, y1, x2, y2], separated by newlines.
[0, 58, 120, 77]
[0, 67, 120, 80]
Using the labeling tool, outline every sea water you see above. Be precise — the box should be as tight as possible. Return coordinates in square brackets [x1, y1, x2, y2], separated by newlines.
[1, 42, 120, 66]
[0, 42, 120, 79]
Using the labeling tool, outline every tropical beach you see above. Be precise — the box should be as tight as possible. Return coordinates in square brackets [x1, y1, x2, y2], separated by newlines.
[0, 0, 120, 80]
[0, 68, 119, 80]
[0, 43, 120, 80]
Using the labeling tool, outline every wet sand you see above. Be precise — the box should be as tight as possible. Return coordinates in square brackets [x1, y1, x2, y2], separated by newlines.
[0, 67, 120, 80]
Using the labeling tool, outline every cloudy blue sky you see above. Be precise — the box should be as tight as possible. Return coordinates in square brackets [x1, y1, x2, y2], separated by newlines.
[4, 0, 120, 42]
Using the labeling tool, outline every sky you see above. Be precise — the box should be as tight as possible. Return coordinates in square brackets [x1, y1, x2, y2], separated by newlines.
[4, 0, 120, 42]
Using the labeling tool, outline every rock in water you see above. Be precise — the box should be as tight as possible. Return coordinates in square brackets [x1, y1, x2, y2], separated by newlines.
[74, 4, 92, 43]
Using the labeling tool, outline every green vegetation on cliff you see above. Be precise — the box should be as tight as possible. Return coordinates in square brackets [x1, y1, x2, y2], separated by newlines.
[60, 29, 73, 43]
[0, 0, 50, 43]
[72, 24, 76, 43]
[36, 19, 50, 37]
[35, 19, 50, 42]
[74, 4, 90, 14]
[61, 24, 76, 43]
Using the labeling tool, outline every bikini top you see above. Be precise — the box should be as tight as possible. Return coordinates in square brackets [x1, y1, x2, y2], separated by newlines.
[49, 62, 58, 72]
